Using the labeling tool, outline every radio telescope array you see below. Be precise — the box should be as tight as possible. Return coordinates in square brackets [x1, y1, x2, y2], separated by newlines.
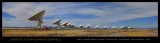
[28, 10, 134, 30]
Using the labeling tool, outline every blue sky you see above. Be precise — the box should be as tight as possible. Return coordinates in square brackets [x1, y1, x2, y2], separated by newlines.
[108, 16, 158, 28]
[2, 2, 158, 28]
[44, 14, 100, 19]
[2, 12, 15, 18]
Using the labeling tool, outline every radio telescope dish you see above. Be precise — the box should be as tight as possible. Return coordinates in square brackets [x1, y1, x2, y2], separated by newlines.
[70, 23, 74, 28]
[70, 23, 76, 28]
[120, 26, 130, 29]
[128, 26, 131, 29]
[28, 10, 45, 21]
[67, 22, 72, 28]
[52, 18, 62, 29]
[62, 21, 69, 29]
[95, 25, 99, 29]
[86, 24, 91, 29]
[128, 26, 133, 29]
[28, 10, 45, 29]
[112, 26, 116, 29]
[72, 23, 76, 28]
[67, 22, 71, 26]
[104, 26, 108, 29]
[79, 24, 83, 29]
[120, 26, 124, 28]
[79, 24, 83, 27]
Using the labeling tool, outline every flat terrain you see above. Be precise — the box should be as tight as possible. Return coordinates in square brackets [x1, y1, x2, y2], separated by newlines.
[2, 28, 158, 37]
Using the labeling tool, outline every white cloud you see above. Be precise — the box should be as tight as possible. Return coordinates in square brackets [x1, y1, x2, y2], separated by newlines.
[2, 2, 158, 28]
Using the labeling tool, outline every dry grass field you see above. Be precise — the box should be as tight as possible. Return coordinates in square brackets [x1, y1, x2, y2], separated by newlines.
[119, 29, 158, 37]
[2, 28, 158, 37]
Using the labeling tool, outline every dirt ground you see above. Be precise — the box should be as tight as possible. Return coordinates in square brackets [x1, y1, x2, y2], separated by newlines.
[2, 28, 158, 37]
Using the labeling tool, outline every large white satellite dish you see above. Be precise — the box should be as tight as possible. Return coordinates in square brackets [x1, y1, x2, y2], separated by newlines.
[79, 24, 83, 29]
[85, 24, 91, 29]
[67, 23, 73, 28]
[66, 22, 75, 28]
[72, 23, 76, 28]
[52, 18, 62, 29]
[70, 23, 74, 28]
[128, 26, 131, 29]
[62, 21, 69, 29]
[104, 26, 108, 29]
[120, 26, 124, 28]
[128, 26, 133, 29]
[112, 26, 116, 29]
[95, 25, 99, 29]
[28, 10, 45, 29]
[67, 22, 72, 28]
[67, 22, 71, 26]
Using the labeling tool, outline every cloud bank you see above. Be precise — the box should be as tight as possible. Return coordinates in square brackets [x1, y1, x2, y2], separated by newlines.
[2, 2, 158, 28]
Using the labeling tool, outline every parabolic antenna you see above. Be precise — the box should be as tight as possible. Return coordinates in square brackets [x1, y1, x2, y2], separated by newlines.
[72, 23, 76, 28]
[79, 24, 83, 27]
[120, 26, 124, 28]
[28, 10, 45, 29]
[70, 23, 73, 28]
[128, 26, 131, 28]
[67, 23, 70, 27]
[95, 25, 99, 29]
[79, 24, 83, 29]
[62, 21, 68, 25]
[104, 26, 108, 29]
[62, 21, 68, 28]
[67, 22, 71, 26]
[128, 26, 133, 29]
[112, 26, 116, 29]
[70, 23, 75, 28]
[52, 18, 62, 29]
[28, 10, 45, 21]
[67, 22, 72, 28]
[86, 24, 91, 29]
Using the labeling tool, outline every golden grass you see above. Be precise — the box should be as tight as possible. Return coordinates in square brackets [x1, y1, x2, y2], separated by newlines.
[2, 29, 117, 37]
[119, 29, 158, 37]
[2, 28, 158, 37]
